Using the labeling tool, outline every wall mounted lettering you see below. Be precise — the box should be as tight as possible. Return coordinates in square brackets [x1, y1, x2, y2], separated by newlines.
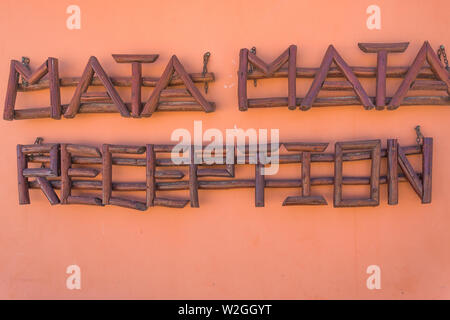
[238, 41, 450, 110]
[4, 53, 215, 120]
[17, 133, 432, 211]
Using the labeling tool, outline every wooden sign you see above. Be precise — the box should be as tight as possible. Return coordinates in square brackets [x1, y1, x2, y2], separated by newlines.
[4, 53, 215, 120]
[238, 41, 450, 110]
[17, 135, 433, 211]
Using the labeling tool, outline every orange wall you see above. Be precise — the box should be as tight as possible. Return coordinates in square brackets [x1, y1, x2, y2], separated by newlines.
[1, 0, 449, 299]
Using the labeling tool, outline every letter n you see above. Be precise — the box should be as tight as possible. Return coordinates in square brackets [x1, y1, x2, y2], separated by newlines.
[387, 138, 433, 204]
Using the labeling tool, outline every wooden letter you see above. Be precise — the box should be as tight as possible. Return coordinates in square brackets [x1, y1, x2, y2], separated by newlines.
[189, 145, 199, 207]
[65, 56, 130, 118]
[301, 45, 374, 110]
[283, 143, 328, 206]
[387, 139, 398, 205]
[146, 144, 156, 207]
[358, 43, 409, 109]
[334, 140, 381, 207]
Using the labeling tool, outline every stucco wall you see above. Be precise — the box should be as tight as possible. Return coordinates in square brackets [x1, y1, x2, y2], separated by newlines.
[0, 0, 449, 299]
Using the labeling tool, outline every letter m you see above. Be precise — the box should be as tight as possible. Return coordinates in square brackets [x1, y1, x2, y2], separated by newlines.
[238, 45, 297, 110]
[4, 58, 61, 120]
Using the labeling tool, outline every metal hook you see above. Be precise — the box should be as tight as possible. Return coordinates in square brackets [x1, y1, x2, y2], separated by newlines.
[34, 137, 44, 145]
[249, 47, 257, 87]
[21, 56, 31, 87]
[437, 45, 449, 71]
[33, 137, 45, 168]
[414, 126, 424, 146]
[202, 52, 211, 94]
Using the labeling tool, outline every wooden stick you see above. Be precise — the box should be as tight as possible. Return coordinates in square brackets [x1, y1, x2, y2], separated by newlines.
[283, 142, 329, 152]
[60, 144, 71, 204]
[238, 48, 249, 111]
[255, 160, 265, 207]
[22, 168, 57, 177]
[131, 62, 142, 117]
[319, 79, 448, 92]
[283, 196, 327, 206]
[322, 79, 447, 93]
[375, 50, 387, 109]
[28, 144, 422, 168]
[288, 45, 297, 110]
[247, 95, 450, 108]
[3, 61, 18, 120]
[160, 88, 191, 98]
[146, 144, 155, 207]
[397, 144, 423, 198]
[156, 170, 184, 179]
[245, 65, 447, 80]
[68, 168, 100, 177]
[80, 92, 111, 103]
[49, 144, 59, 176]
[109, 196, 147, 211]
[422, 137, 433, 204]
[13, 100, 214, 119]
[358, 42, 409, 53]
[321, 81, 353, 91]
[21, 144, 53, 154]
[17, 145, 30, 204]
[387, 139, 398, 205]
[28, 173, 423, 192]
[370, 140, 381, 205]
[301, 152, 311, 197]
[189, 145, 199, 207]
[48, 58, 61, 119]
[36, 177, 60, 205]
[333, 142, 343, 207]
[411, 80, 447, 90]
[108, 144, 146, 154]
[66, 144, 101, 157]
[102, 144, 112, 205]
[154, 197, 189, 208]
[319, 80, 445, 92]
[67, 195, 103, 206]
[197, 168, 233, 177]
[17, 73, 215, 92]
[112, 54, 159, 63]
[153, 101, 212, 111]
